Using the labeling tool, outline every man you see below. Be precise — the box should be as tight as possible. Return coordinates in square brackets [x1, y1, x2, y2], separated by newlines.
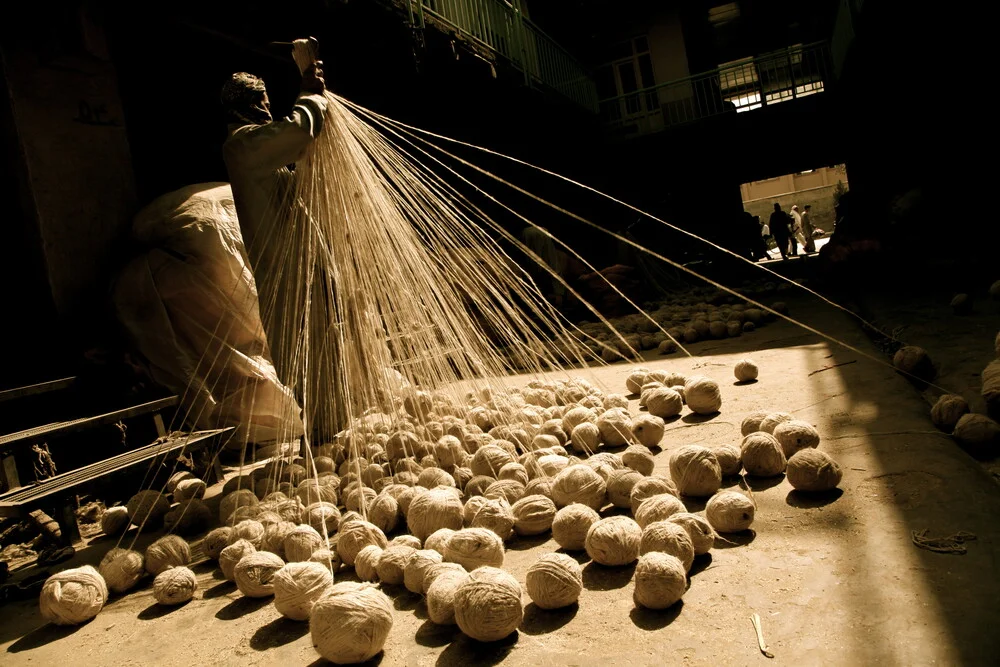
[220, 60, 337, 439]
[789, 204, 804, 256]
[756, 215, 771, 261]
[801, 204, 816, 253]
[769, 203, 790, 260]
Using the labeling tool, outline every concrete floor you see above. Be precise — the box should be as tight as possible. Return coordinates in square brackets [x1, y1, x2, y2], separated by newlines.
[2, 293, 999, 666]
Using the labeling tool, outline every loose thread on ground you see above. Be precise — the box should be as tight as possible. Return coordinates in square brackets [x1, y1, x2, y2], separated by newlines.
[911, 529, 977, 555]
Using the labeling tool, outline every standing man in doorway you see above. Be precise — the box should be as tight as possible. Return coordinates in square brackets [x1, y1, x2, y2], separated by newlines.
[801, 204, 816, 253]
[769, 203, 790, 260]
[789, 204, 804, 256]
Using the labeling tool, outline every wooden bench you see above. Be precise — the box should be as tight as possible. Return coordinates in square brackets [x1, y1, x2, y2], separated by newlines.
[0, 427, 233, 543]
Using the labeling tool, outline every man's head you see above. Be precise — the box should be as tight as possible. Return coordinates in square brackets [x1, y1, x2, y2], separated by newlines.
[791, 204, 799, 211]
[221, 72, 272, 125]
[804, 204, 811, 212]
[774, 203, 782, 211]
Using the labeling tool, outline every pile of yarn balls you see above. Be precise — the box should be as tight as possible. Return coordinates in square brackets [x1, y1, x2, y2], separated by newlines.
[37, 362, 844, 663]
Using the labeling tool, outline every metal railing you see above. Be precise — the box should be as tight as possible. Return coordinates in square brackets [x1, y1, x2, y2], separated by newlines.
[599, 41, 832, 134]
[408, 0, 599, 112]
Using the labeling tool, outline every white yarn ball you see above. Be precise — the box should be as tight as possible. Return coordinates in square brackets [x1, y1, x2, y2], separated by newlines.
[585, 516, 642, 566]
[734, 359, 758, 382]
[683, 376, 722, 414]
[426, 569, 471, 625]
[772, 420, 821, 458]
[498, 462, 529, 486]
[310, 547, 341, 572]
[629, 477, 678, 514]
[551, 503, 600, 551]
[336, 520, 388, 566]
[470, 497, 515, 540]
[403, 549, 443, 594]
[98, 548, 145, 594]
[669, 445, 722, 497]
[645, 387, 683, 419]
[471, 445, 516, 477]
[424, 527, 457, 554]
[551, 465, 607, 510]
[786, 449, 843, 491]
[39, 565, 107, 625]
[310, 582, 393, 664]
[203, 527, 234, 560]
[391, 534, 422, 549]
[639, 521, 695, 571]
[273, 561, 333, 620]
[596, 408, 633, 447]
[453, 567, 524, 642]
[525, 553, 582, 609]
[354, 545, 384, 582]
[145, 535, 191, 576]
[535, 454, 570, 477]
[740, 432, 787, 477]
[152, 566, 198, 605]
[562, 406, 597, 434]
[444, 527, 505, 570]
[511, 494, 557, 536]
[231, 519, 266, 548]
[418, 467, 456, 489]
[626, 369, 650, 395]
[758, 411, 793, 434]
[484, 479, 526, 505]
[705, 491, 755, 533]
[570, 422, 601, 453]
[423, 562, 468, 595]
[233, 551, 285, 597]
[218, 489, 258, 523]
[304, 502, 342, 537]
[633, 552, 686, 610]
[631, 415, 665, 450]
[367, 494, 401, 534]
[262, 521, 297, 559]
[463, 495, 489, 527]
[606, 468, 645, 508]
[741, 411, 769, 436]
[284, 524, 324, 562]
[667, 512, 716, 555]
[407, 487, 464, 542]
[100, 506, 131, 536]
[219, 539, 257, 581]
[174, 478, 207, 502]
[634, 493, 686, 529]
[713, 444, 743, 476]
[375, 545, 416, 585]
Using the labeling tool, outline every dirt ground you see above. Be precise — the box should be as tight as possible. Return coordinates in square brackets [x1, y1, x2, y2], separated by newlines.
[2, 293, 1000, 666]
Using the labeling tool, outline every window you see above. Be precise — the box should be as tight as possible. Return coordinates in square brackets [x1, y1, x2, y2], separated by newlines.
[708, 3, 741, 27]
[601, 36, 658, 118]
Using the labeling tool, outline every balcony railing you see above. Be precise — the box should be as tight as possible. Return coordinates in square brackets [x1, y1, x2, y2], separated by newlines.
[407, 0, 599, 112]
[599, 41, 833, 135]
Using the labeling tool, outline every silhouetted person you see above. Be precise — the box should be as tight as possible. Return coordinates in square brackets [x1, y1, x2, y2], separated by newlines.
[789, 204, 804, 255]
[769, 203, 790, 260]
[801, 204, 816, 253]
[754, 215, 771, 261]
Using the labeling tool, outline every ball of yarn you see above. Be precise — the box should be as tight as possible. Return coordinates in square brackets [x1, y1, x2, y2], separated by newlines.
[562, 406, 597, 433]
[705, 491, 755, 533]
[498, 462, 529, 486]
[174, 478, 207, 503]
[484, 479, 526, 504]
[391, 534, 422, 549]
[145, 535, 191, 576]
[152, 566, 198, 605]
[626, 369, 650, 395]
[354, 545, 384, 582]
[337, 520, 388, 566]
[126, 490, 170, 528]
[470, 497, 515, 540]
[772, 420, 821, 458]
[634, 493, 685, 528]
[525, 552, 582, 609]
[734, 359, 758, 382]
[100, 506, 131, 536]
[344, 486, 377, 513]
[418, 467, 456, 489]
[273, 561, 333, 620]
[202, 527, 233, 560]
[404, 549, 443, 594]
[669, 445, 722, 497]
[622, 443, 656, 475]
[367, 494, 401, 534]
[444, 527, 505, 570]
[740, 432, 787, 477]
[425, 527, 457, 553]
[454, 566, 523, 642]
[629, 476, 678, 513]
[667, 512, 715, 555]
[931, 394, 971, 431]
[39, 565, 107, 625]
[511, 494, 556, 536]
[262, 521, 297, 559]
[463, 495, 489, 527]
[606, 468, 644, 509]
[551, 503, 600, 551]
[231, 519, 266, 548]
[952, 413, 1000, 456]
[893, 345, 935, 382]
[376, 545, 416, 585]
[645, 387, 683, 419]
[758, 412, 792, 434]
[463, 476, 494, 499]
[534, 454, 569, 477]
[274, 499, 304, 523]
[633, 552, 686, 610]
[296, 480, 338, 506]
[310, 547, 341, 572]
[596, 408, 633, 447]
[163, 498, 212, 536]
[683, 376, 722, 414]
[284, 524, 325, 562]
[471, 444, 516, 477]
[552, 465, 607, 510]
[98, 548, 145, 594]
[570, 422, 601, 452]
[741, 411, 768, 435]
[426, 569, 470, 625]
[585, 515, 641, 566]
[223, 473, 255, 496]
[167, 470, 195, 493]
[524, 475, 556, 499]
[304, 502, 341, 537]
[219, 489, 258, 524]
[639, 521, 695, 571]
[786, 449, 843, 491]
[234, 551, 285, 597]
[310, 582, 393, 664]
[219, 539, 256, 580]
[713, 444, 743, 476]
[407, 487, 464, 542]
